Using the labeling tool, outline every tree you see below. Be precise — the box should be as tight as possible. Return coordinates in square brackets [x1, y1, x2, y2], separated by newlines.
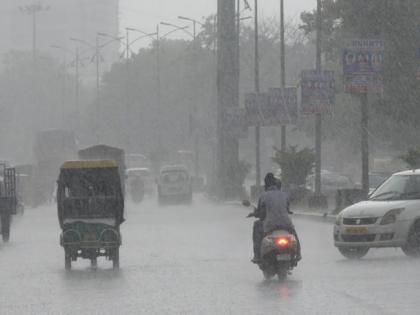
[400, 148, 420, 169]
[300, 0, 420, 151]
[272, 146, 315, 186]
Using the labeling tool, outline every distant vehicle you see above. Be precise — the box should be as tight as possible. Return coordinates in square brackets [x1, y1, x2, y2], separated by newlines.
[306, 170, 354, 195]
[57, 160, 124, 270]
[0, 164, 17, 242]
[33, 129, 77, 206]
[334, 169, 420, 259]
[126, 153, 150, 169]
[157, 165, 192, 205]
[78, 145, 126, 195]
[126, 167, 154, 195]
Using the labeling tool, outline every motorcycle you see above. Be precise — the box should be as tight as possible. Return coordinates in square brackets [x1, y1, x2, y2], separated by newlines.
[243, 200, 299, 281]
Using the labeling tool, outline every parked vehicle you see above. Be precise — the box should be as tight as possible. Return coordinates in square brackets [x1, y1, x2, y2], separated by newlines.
[306, 170, 354, 196]
[0, 164, 17, 242]
[334, 169, 420, 259]
[244, 201, 298, 281]
[157, 165, 192, 205]
[57, 160, 124, 270]
[126, 168, 154, 196]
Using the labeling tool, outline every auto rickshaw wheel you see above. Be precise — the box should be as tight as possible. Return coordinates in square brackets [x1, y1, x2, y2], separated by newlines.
[1, 214, 10, 242]
[113, 248, 120, 269]
[64, 249, 72, 270]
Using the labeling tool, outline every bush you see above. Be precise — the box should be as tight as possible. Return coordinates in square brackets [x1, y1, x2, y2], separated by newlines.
[272, 146, 315, 186]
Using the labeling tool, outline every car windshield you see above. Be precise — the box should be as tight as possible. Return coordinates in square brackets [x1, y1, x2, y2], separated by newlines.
[369, 175, 420, 201]
[369, 174, 389, 189]
[161, 171, 188, 184]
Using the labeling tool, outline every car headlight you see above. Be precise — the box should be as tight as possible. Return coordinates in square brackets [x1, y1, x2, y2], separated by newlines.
[380, 208, 404, 225]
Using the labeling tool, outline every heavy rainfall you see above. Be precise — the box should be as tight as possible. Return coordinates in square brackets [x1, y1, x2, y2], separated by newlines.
[1, 0, 420, 314]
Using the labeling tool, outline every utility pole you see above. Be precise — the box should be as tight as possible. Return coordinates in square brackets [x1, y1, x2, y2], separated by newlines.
[156, 24, 162, 149]
[75, 47, 80, 116]
[254, 0, 261, 189]
[361, 91, 369, 196]
[216, 0, 239, 199]
[314, 0, 323, 199]
[280, 0, 287, 152]
[95, 35, 100, 100]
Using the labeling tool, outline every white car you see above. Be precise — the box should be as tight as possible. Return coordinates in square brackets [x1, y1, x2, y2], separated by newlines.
[157, 165, 192, 205]
[334, 170, 420, 259]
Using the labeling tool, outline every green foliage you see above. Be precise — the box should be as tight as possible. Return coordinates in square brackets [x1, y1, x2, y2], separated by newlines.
[400, 148, 420, 169]
[299, 0, 420, 150]
[272, 146, 315, 186]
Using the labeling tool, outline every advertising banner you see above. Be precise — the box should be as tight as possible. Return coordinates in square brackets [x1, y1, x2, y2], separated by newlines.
[245, 88, 298, 126]
[343, 39, 385, 93]
[301, 70, 335, 114]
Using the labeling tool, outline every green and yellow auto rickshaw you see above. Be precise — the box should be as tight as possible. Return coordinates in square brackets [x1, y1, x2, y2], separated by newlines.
[57, 160, 124, 270]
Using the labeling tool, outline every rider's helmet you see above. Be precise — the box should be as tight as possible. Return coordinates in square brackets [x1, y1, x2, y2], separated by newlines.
[264, 173, 277, 190]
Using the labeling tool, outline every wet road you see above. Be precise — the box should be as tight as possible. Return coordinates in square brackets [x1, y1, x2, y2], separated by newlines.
[1, 197, 420, 314]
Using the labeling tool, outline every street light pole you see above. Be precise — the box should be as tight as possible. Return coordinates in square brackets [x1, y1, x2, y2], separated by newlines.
[315, 0, 322, 198]
[177, 16, 206, 179]
[51, 44, 81, 115]
[254, 0, 261, 190]
[280, 0, 287, 152]
[19, 3, 50, 63]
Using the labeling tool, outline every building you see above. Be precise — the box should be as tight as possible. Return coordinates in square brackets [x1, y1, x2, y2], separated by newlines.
[0, 0, 120, 78]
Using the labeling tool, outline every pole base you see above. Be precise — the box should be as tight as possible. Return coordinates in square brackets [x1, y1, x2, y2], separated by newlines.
[308, 194, 328, 209]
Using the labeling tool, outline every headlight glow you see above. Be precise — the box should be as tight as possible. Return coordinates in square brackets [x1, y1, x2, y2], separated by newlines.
[335, 213, 343, 226]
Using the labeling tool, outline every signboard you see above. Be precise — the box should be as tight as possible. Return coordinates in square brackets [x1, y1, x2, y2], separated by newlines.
[301, 70, 335, 114]
[343, 39, 384, 93]
[268, 87, 298, 124]
[245, 88, 298, 126]
[223, 107, 249, 139]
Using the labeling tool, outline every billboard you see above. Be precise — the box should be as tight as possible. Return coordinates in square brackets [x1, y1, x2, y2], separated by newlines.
[268, 87, 298, 124]
[343, 39, 385, 93]
[301, 70, 335, 114]
[245, 88, 298, 126]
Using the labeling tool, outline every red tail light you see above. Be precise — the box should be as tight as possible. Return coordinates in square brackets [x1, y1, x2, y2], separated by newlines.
[276, 237, 290, 248]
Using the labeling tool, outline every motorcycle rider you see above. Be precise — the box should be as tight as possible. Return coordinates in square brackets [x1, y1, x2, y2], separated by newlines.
[251, 173, 301, 264]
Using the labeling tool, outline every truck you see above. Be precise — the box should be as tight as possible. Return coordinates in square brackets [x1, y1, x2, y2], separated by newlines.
[33, 130, 77, 206]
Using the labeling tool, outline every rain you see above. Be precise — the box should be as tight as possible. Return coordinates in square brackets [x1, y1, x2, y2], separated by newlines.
[1, 0, 420, 314]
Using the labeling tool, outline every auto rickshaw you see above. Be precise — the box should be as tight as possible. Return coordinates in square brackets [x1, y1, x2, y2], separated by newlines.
[57, 160, 124, 270]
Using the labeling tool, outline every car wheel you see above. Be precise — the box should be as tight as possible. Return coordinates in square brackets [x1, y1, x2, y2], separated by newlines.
[338, 246, 369, 259]
[402, 221, 420, 257]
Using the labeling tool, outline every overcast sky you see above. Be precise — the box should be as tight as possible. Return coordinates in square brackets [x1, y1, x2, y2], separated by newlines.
[119, 0, 315, 45]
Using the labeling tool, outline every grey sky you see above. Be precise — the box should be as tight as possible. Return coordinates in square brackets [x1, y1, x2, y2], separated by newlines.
[119, 0, 315, 46]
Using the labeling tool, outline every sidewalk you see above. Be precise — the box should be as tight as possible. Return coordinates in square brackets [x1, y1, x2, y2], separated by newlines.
[293, 210, 336, 223]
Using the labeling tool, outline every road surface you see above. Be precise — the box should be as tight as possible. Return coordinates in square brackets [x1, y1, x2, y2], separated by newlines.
[1, 197, 419, 314]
